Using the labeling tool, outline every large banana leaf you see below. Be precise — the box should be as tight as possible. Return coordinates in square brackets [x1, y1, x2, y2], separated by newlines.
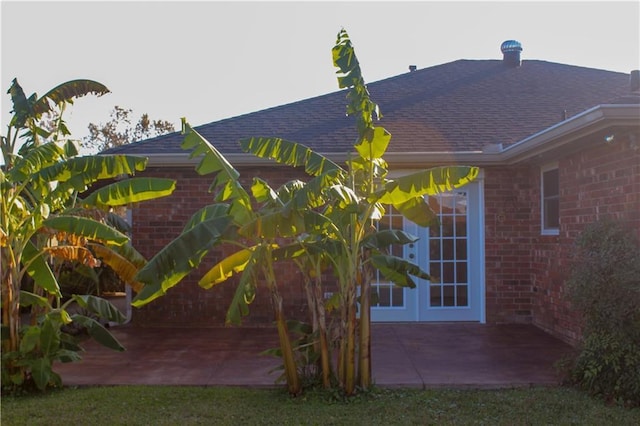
[287, 168, 344, 212]
[182, 121, 238, 180]
[394, 196, 439, 228]
[273, 180, 305, 205]
[362, 229, 419, 249]
[34, 155, 148, 192]
[271, 241, 312, 262]
[239, 209, 333, 240]
[375, 166, 479, 205]
[240, 137, 343, 177]
[44, 246, 99, 268]
[43, 215, 129, 246]
[346, 156, 388, 179]
[8, 78, 108, 139]
[32, 80, 109, 117]
[109, 240, 147, 268]
[251, 177, 279, 204]
[353, 127, 391, 160]
[70, 315, 124, 351]
[332, 29, 379, 132]
[7, 78, 32, 128]
[8, 142, 67, 181]
[72, 294, 126, 324]
[22, 240, 60, 296]
[82, 178, 176, 208]
[105, 211, 132, 234]
[19, 290, 50, 309]
[199, 247, 254, 289]
[225, 247, 261, 325]
[90, 243, 145, 292]
[238, 209, 306, 239]
[132, 215, 232, 306]
[332, 29, 365, 91]
[369, 254, 431, 288]
[326, 184, 360, 212]
[183, 204, 231, 232]
[181, 120, 253, 225]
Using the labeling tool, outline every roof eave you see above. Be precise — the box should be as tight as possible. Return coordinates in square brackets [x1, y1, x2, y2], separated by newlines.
[500, 104, 640, 165]
[143, 104, 640, 169]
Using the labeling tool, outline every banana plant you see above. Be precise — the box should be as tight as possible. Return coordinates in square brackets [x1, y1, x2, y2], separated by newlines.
[2, 78, 110, 168]
[1, 78, 176, 390]
[132, 29, 477, 396]
[238, 29, 479, 394]
[132, 122, 321, 396]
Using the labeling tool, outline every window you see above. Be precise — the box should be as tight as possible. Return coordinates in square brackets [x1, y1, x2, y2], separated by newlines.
[541, 164, 559, 235]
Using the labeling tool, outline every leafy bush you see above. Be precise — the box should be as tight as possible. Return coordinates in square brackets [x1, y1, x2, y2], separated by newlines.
[566, 219, 640, 407]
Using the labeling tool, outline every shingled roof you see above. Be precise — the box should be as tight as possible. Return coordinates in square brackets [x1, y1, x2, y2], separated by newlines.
[106, 58, 633, 158]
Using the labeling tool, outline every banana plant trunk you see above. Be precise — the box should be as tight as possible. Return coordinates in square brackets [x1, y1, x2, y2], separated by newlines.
[344, 285, 357, 395]
[1, 256, 20, 354]
[313, 278, 331, 388]
[338, 291, 347, 387]
[263, 258, 301, 396]
[358, 266, 372, 388]
[1, 255, 22, 382]
[273, 295, 301, 396]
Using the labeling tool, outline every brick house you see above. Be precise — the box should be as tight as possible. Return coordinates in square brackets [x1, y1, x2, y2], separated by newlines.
[109, 41, 640, 345]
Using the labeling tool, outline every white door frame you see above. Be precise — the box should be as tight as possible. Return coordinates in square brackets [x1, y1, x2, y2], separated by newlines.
[370, 172, 485, 323]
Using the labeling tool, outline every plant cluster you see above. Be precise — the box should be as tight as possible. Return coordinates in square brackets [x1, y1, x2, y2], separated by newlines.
[565, 219, 640, 407]
[1, 79, 176, 391]
[131, 29, 477, 397]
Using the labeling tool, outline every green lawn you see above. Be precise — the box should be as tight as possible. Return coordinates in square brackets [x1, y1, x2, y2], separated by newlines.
[2, 386, 638, 425]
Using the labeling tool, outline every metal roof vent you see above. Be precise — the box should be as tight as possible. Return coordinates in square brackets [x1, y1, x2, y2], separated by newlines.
[501, 40, 523, 67]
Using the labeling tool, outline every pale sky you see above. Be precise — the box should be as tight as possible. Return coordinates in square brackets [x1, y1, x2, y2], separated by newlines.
[2, 1, 639, 144]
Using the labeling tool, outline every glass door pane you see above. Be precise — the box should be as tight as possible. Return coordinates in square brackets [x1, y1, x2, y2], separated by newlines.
[427, 191, 469, 308]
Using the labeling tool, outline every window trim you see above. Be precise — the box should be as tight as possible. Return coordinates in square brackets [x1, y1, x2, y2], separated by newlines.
[540, 162, 559, 235]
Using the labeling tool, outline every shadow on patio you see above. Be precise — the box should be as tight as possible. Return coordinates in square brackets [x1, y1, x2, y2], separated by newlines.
[53, 323, 573, 389]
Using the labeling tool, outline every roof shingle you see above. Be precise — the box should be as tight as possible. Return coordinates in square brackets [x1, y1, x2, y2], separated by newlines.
[106, 59, 632, 156]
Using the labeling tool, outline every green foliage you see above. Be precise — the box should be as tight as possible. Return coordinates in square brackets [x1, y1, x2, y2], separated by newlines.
[1, 78, 176, 392]
[262, 319, 326, 388]
[566, 219, 640, 407]
[1, 291, 125, 392]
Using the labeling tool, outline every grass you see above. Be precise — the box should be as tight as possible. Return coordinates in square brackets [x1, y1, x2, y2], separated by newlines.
[2, 386, 638, 425]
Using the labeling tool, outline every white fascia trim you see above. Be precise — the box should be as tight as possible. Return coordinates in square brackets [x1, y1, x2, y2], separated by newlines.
[143, 104, 639, 168]
[499, 104, 640, 164]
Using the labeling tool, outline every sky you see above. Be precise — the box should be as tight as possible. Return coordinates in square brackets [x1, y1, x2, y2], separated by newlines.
[1, 1, 639, 146]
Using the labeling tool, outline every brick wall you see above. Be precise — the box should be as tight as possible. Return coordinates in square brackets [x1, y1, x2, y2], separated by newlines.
[483, 166, 535, 324]
[130, 166, 312, 327]
[129, 130, 639, 342]
[530, 131, 640, 344]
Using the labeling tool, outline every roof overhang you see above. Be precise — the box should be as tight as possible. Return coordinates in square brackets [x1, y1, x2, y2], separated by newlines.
[497, 103, 640, 165]
[144, 104, 640, 169]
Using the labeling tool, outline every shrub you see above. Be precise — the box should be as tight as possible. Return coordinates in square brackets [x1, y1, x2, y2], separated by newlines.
[566, 219, 640, 407]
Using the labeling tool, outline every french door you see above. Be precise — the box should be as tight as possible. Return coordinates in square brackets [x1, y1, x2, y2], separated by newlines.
[370, 180, 484, 322]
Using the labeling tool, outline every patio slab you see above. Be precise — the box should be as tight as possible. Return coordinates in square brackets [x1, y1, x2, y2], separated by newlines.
[53, 323, 573, 389]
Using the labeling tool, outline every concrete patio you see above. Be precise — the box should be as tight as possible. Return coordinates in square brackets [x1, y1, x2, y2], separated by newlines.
[53, 323, 573, 389]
